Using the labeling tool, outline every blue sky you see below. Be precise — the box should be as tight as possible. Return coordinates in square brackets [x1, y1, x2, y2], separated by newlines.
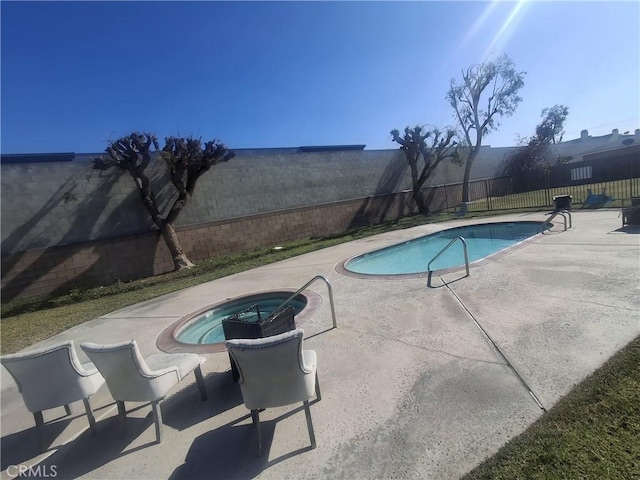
[1, 1, 639, 154]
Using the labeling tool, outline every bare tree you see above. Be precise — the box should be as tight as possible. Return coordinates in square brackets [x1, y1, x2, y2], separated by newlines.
[93, 132, 234, 270]
[391, 125, 459, 214]
[447, 54, 525, 202]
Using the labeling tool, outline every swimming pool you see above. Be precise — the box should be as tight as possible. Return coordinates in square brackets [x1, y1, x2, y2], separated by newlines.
[343, 221, 545, 276]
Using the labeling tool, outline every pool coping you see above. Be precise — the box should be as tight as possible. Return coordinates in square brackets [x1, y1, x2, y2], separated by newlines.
[155, 288, 324, 354]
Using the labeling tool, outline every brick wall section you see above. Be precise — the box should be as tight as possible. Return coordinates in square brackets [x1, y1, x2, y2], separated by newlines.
[1, 233, 172, 300]
[1, 191, 418, 300]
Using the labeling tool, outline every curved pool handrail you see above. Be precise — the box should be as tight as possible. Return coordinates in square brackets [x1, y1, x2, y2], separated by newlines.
[542, 210, 571, 233]
[272, 275, 337, 329]
[427, 236, 470, 287]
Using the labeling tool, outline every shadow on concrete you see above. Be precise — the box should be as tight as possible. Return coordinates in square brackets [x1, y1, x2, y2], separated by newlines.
[169, 414, 269, 480]
[27, 373, 242, 479]
[610, 225, 640, 234]
[32, 415, 154, 479]
[169, 404, 316, 480]
[0, 415, 72, 470]
[428, 272, 469, 289]
[162, 372, 244, 431]
[304, 326, 336, 342]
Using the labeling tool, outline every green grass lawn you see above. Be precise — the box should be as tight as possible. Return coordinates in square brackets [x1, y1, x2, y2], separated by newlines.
[464, 335, 640, 480]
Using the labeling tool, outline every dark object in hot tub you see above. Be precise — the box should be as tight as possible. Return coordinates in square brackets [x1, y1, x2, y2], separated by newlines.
[223, 304, 296, 382]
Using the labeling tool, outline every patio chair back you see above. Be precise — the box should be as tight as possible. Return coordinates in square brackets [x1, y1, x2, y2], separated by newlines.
[226, 328, 316, 409]
[81, 340, 180, 403]
[1, 341, 103, 413]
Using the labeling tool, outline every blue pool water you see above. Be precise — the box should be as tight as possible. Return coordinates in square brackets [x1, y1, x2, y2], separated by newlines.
[344, 221, 545, 275]
[176, 292, 307, 345]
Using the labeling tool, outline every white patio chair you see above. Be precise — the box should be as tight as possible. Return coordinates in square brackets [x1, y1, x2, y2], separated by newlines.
[80, 340, 207, 444]
[226, 328, 321, 456]
[1, 341, 105, 450]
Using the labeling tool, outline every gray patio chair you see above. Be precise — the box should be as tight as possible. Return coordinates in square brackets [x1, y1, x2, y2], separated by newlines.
[226, 328, 321, 456]
[1, 341, 105, 450]
[80, 340, 207, 444]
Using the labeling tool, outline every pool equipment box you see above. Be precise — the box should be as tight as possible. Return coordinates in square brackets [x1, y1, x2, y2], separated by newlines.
[553, 195, 572, 212]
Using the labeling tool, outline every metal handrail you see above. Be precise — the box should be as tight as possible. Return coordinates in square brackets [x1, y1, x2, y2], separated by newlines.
[427, 236, 470, 287]
[565, 210, 572, 228]
[272, 275, 338, 329]
[542, 210, 572, 233]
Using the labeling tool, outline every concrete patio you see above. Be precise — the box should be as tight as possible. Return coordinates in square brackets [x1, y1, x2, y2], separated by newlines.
[1, 210, 638, 479]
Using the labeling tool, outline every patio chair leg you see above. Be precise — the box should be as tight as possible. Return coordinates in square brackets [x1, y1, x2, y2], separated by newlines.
[64, 404, 72, 416]
[303, 400, 316, 450]
[194, 365, 207, 401]
[33, 411, 46, 451]
[315, 372, 322, 402]
[116, 400, 126, 426]
[151, 401, 162, 444]
[251, 409, 262, 456]
[83, 398, 98, 436]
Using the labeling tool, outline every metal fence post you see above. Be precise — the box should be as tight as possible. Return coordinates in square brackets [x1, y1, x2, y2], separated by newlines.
[444, 183, 449, 211]
[630, 159, 634, 199]
[485, 179, 491, 211]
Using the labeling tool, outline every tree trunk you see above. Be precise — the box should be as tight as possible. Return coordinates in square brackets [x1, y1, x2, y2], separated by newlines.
[461, 160, 472, 203]
[409, 158, 428, 214]
[412, 185, 428, 214]
[160, 223, 194, 270]
[461, 148, 480, 203]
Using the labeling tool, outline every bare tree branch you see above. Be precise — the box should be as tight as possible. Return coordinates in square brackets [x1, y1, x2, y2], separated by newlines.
[92, 132, 234, 270]
[391, 125, 459, 214]
[447, 54, 525, 203]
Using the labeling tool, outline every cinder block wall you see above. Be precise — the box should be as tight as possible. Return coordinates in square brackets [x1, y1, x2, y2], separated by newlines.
[1, 190, 420, 300]
[4, 147, 461, 300]
[1, 149, 416, 253]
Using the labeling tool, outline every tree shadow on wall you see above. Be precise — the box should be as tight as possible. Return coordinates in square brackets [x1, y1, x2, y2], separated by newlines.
[348, 152, 413, 230]
[421, 185, 452, 214]
[1, 169, 160, 302]
[1, 178, 79, 271]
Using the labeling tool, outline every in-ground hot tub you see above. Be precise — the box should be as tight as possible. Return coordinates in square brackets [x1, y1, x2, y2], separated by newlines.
[157, 290, 322, 354]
